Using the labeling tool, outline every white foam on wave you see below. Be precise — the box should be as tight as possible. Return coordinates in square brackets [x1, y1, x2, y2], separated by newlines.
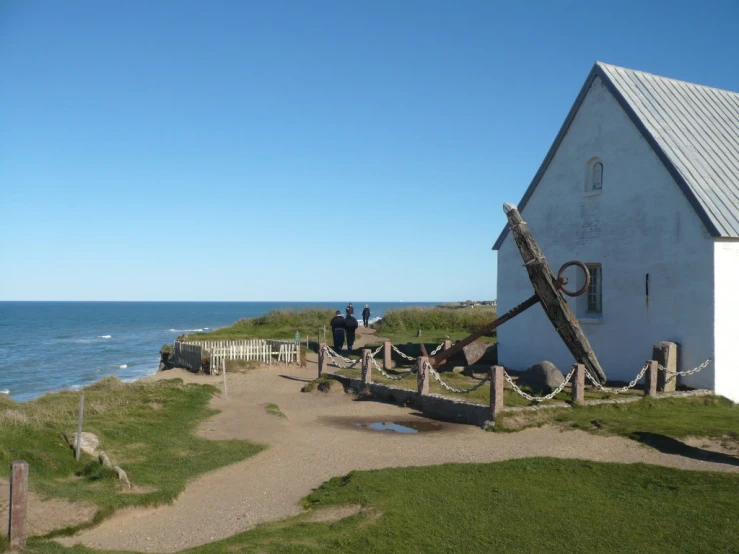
[99, 335, 112, 339]
[0, 389, 9, 395]
[169, 328, 204, 333]
[118, 364, 128, 369]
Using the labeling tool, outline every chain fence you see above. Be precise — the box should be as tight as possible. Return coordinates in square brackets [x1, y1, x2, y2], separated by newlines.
[425, 361, 489, 394]
[368, 343, 415, 381]
[504, 366, 576, 402]
[323, 345, 361, 369]
[659, 359, 712, 383]
[390, 342, 445, 361]
[583, 363, 649, 394]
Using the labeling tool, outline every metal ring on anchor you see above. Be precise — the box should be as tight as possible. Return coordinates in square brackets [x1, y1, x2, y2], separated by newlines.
[556, 261, 590, 297]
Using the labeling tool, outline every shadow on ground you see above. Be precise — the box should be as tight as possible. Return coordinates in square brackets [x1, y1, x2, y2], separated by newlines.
[634, 432, 739, 468]
[278, 375, 314, 383]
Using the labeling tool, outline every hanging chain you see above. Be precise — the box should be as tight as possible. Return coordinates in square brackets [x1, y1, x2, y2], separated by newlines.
[583, 363, 649, 394]
[659, 359, 711, 383]
[503, 366, 575, 402]
[425, 361, 489, 394]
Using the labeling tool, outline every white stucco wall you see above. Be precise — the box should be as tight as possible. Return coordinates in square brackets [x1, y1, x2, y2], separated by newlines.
[496, 76, 716, 391]
[714, 241, 739, 401]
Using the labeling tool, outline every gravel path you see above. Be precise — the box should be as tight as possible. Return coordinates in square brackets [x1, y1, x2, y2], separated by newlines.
[58, 338, 739, 553]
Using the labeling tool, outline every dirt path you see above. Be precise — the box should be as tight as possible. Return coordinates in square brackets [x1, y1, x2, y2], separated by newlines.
[58, 340, 739, 553]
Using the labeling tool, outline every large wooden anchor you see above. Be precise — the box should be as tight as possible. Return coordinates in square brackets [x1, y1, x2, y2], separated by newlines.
[427, 203, 607, 384]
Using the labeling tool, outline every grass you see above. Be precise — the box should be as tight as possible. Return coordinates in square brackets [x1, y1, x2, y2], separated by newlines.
[0, 376, 263, 536]
[176, 307, 498, 348]
[264, 403, 286, 418]
[182, 308, 335, 342]
[373, 306, 497, 345]
[28, 458, 739, 553]
[497, 395, 739, 439]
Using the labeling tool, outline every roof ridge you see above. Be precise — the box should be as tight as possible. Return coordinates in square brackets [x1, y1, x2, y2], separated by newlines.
[596, 61, 739, 97]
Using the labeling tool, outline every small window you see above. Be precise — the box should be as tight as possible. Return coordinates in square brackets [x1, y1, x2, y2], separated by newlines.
[592, 162, 603, 190]
[586, 264, 602, 314]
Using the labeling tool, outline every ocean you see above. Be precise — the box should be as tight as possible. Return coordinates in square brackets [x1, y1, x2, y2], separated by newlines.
[0, 301, 438, 402]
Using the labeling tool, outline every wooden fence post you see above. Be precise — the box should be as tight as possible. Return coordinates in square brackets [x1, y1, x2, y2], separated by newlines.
[644, 360, 658, 397]
[383, 341, 392, 370]
[417, 356, 429, 396]
[489, 366, 505, 422]
[75, 394, 84, 461]
[318, 343, 326, 378]
[571, 364, 586, 405]
[361, 349, 372, 386]
[443, 339, 452, 352]
[222, 362, 228, 399]
[9, 460, 29, 550]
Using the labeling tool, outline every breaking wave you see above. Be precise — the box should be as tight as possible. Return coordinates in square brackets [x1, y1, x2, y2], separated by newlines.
[98, 335, 112, 339]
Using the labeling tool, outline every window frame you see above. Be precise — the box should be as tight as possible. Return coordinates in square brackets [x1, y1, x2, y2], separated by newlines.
[591, 161, 603, 191]
[586, 264, 602, 315]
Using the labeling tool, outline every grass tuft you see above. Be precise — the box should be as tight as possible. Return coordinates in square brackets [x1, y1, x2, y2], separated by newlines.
[264, 403, 287, 418]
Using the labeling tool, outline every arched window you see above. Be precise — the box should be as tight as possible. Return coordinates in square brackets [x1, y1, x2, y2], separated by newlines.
[592, 161, 603, 190]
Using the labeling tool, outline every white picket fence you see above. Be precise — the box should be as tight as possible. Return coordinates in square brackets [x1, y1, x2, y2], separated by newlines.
[173, 342, 203, 372]
[179, 339, 300, 375]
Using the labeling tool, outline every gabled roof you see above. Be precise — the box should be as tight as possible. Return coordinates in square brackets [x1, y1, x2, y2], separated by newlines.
[492, 62, 739, 250]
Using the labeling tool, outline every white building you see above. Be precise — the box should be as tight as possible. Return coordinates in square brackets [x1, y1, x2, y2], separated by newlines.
[493, 62, 739, 402]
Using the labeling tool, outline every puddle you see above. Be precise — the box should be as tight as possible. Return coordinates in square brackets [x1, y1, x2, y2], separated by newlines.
[353, 421, 442, 433]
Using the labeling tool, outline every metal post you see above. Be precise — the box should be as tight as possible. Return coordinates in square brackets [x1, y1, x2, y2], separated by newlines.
[417, 356, 429, 396]
[644, 360, 658, 397]
[223, 362, 228, 399]
[490, 365, 505, 421]
[571, 364, 586, 405]
[361, 348, 372, 386]
[9, 460, 29, 550]
[318, 343, 326, 378]
[75, 394, 84, 461]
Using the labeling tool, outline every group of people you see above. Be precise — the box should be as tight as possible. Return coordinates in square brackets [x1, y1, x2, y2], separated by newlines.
[330, 303, 372, 352]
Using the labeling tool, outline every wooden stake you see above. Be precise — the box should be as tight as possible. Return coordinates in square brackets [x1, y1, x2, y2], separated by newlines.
[9, 460, 29, 550]
[75, 394, 84, 461]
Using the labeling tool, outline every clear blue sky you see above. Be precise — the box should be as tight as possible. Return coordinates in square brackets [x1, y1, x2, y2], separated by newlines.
[2, 0, 738, 301]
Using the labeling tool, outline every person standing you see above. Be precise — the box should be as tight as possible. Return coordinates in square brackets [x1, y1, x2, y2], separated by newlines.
[344, 309, 359, 351]
[330, 310, 346, 351]
[346, 303, 354, 316]
[362, 304, 371, 327]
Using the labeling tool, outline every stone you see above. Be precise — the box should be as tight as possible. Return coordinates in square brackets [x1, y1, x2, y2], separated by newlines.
[70, 432, 100, 456]
[653, 341, 678, 392]
[462, 340, 488, 366]
[517, 361, 565, 394]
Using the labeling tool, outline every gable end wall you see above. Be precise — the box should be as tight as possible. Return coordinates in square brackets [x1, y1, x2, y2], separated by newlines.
[496, 76, 716, 389]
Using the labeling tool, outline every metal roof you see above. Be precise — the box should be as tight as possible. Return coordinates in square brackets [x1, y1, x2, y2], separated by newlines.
[493, 62, 739, 250]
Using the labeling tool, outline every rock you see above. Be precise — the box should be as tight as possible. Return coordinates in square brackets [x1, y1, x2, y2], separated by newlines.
[113, 465, 131, 489]
[70, 432, 100, 456]
[462, 340, 488, 365]
[99, 451, 113, 468]
[517, 361, 565, 394]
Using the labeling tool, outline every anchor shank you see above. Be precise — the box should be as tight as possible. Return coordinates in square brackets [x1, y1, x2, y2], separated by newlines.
[504, 203, 607, 383]
[429, 294, 540, 367]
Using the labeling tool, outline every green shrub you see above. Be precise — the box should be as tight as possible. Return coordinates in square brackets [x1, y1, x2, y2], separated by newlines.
[375, 307, 494, 334]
